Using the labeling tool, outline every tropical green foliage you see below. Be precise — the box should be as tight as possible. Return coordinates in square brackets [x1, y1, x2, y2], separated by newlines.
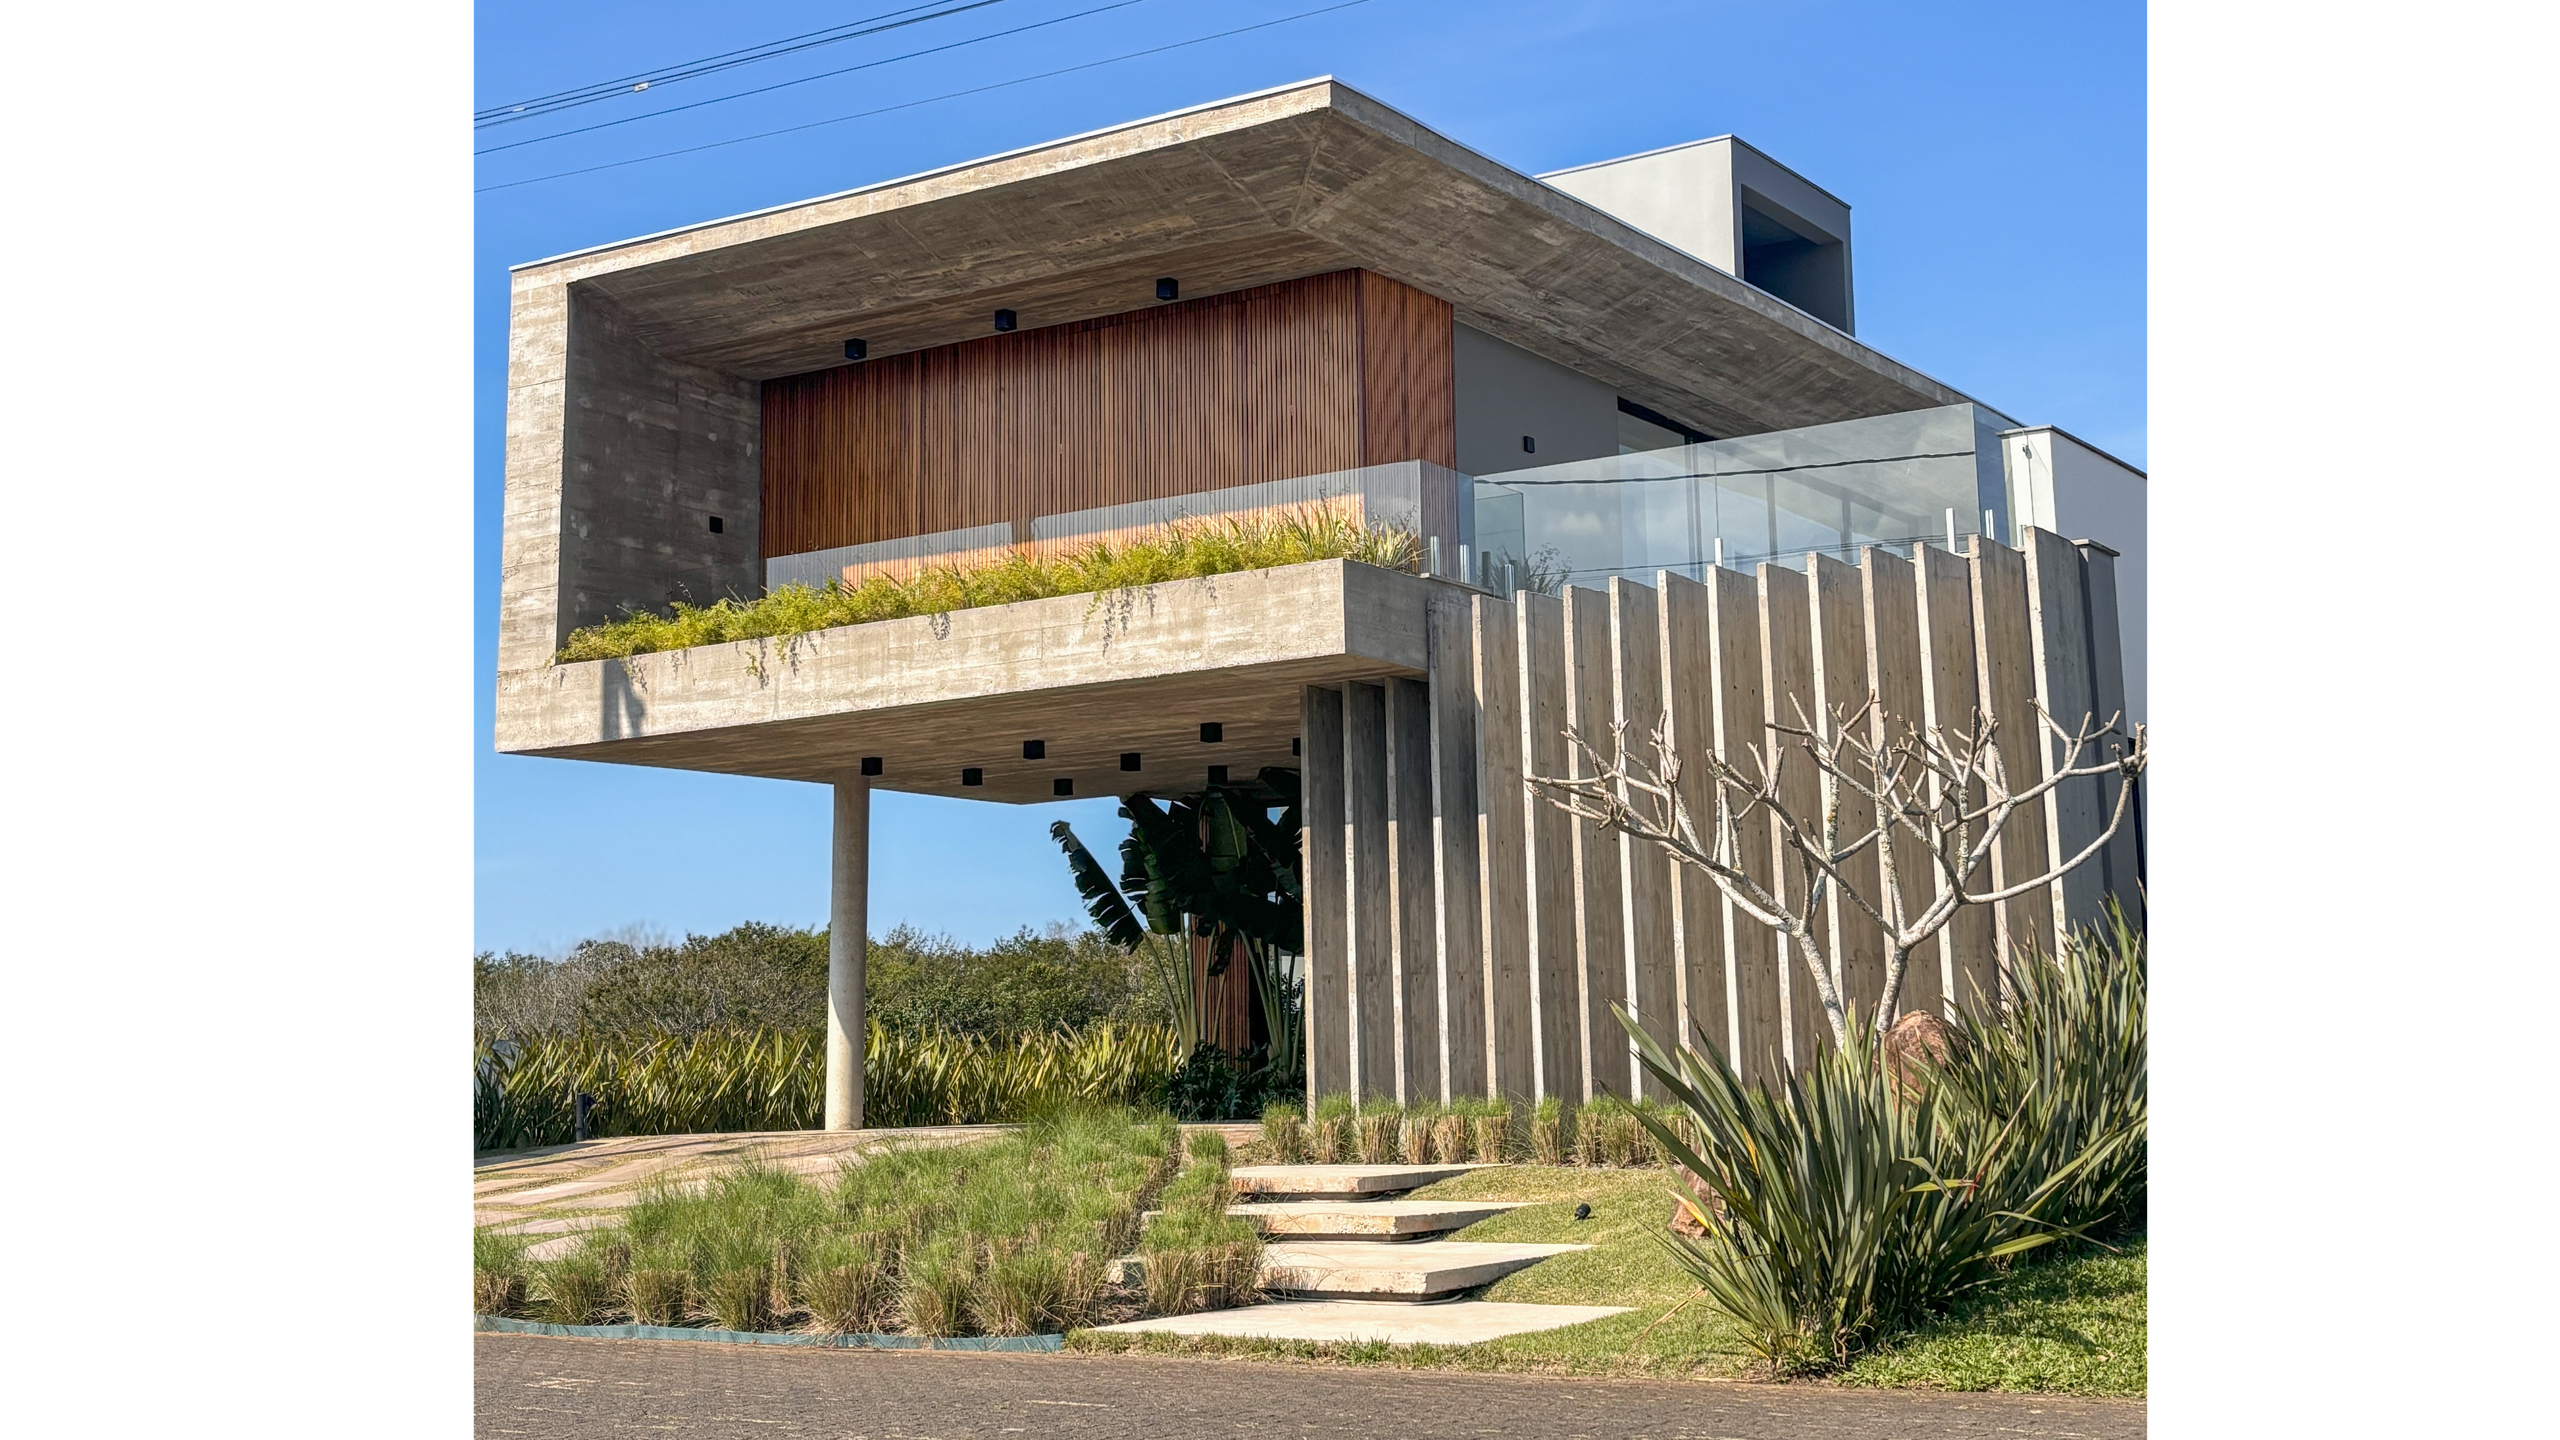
[556, 510, 1424, 665]
[1050, 774, 1307, 1117]
[478, 1109, 1181, 1336]
[474, 1022, 1182, 1152]
[1619, 920, 2147, 1375]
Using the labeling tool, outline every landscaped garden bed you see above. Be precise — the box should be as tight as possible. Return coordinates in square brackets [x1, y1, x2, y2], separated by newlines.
[473, 1109, 1263, 1338]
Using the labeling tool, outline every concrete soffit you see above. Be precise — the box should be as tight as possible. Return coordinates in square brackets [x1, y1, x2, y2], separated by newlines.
[508, 79, 1980, 436]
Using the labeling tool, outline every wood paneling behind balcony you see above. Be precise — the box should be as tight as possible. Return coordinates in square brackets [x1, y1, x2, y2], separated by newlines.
[759, 270, 1455, 560]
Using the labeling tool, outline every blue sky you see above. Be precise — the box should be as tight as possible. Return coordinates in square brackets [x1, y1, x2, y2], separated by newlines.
[472, 0, 2144, 956]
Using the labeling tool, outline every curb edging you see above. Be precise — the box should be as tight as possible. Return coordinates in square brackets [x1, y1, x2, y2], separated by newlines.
[475, 1314, 1063, 1351]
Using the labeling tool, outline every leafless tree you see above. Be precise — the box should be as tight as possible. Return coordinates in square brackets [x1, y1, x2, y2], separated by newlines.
[1528, 697, 2146, 1045]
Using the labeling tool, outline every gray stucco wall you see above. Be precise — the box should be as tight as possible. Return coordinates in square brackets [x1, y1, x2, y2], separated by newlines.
[557, 288, 762, 645]
[1453, 324, 1621, 476]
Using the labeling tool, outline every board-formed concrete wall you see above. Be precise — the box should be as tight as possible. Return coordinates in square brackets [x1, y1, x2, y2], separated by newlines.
[1299, 527, 2136, 1104]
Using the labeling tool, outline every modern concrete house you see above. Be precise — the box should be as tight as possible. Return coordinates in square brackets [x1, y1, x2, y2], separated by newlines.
[497, 80, 2143, 1124]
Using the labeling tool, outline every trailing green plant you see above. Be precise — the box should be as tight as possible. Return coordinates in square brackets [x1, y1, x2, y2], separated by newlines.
[558, 510, 1424, 665]
[1619, 998, 2133, 1375]
[474, 1020, 1182, 1151]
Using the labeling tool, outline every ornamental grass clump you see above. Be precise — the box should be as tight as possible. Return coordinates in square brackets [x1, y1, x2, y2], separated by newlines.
[555, 510, 1425, 666]
[1308, 1093, 1354, 1163]
[1139, 1130, 1262, 1316]
[1260, 1101, 1308, 1164]
[1354, 1108, 1401, 1164]
[473, 1229, 531, 1317]
[1400, 1105, 1439, 1164]
[1529, 1097, 1571, 1165]
[1468, 1098, 1516, 1163]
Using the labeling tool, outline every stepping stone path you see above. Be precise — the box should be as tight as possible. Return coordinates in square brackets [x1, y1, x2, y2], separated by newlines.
[1096, 1162, 1629, 1346]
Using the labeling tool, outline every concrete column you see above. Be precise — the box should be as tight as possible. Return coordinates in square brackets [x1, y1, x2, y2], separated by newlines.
[825, 771, 871, 1131]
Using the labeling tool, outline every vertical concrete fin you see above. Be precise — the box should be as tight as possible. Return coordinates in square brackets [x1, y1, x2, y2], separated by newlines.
[2025, 527, 2105, 952]
[1300, 685, 1351, 1101]
[2075, 541, 2144, 927]
[1914, 544, 1997, 1019]
[1471, 593, 1534, 1101]
[1385, 676, 1441, 1106]
[1968, 537, 2054, 986]
[1756, 563, 1826, 1065]
[1516, 590, 1582, 1102]
[1609, 577, 1676, 1100]
[1656, 571, 1730, 1074]
[1428, 593, 1487, 1101]
[1562, 585, 1627, 1101]
[1860, 547, 1935, 1024]
[1807, 552, 1884, 1033]
[1708, 564, 1782, 1083]
[1342, 680, 1396, 1102]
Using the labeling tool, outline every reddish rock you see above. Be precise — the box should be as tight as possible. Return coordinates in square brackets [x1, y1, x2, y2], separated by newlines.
[1882, 1009, 1965, 1095]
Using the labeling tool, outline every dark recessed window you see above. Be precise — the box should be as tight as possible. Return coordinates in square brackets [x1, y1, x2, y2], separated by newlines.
[707, 515, 724, 534]
[1199, 723, 1223, 744]
[1120, 752, 1142, 771]
[859, 756, 883, 777]
[960, 767, 983, 787]
[1522, 435, 1537, 454]
[1053, 777, 1074, 797]
[1022, 739, 1045, 760]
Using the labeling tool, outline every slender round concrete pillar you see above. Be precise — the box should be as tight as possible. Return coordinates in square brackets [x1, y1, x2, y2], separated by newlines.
[825, 772, 871, 1131]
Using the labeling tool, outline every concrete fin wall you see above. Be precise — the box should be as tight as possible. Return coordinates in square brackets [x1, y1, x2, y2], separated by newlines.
[1297, 526, 2131, 1103]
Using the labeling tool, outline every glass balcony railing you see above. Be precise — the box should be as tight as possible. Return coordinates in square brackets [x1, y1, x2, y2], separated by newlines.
[1471, 403, 2014, 592]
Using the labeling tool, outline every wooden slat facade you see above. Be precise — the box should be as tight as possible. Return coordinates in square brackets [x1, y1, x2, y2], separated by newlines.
[759, 270, 1457, 561]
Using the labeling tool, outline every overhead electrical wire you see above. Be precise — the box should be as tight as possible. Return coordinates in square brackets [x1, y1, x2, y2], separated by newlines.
[475, 1, 1005, 126]
[474, 0, 1376, 194]
[476, 0, 1152, 157]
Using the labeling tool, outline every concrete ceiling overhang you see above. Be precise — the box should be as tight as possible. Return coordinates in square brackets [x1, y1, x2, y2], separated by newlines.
[516, 79, 1977, 439]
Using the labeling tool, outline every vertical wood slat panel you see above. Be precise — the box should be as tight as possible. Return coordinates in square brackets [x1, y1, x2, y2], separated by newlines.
[1709, 564, 1785, 1082]
[1861, 548, 1938, 1023]
[1610, 578, 1677, 1099]
[1385, 676, 1441, 1106]
[1970, 538, 2054, 983]
[2025, 528, 2105, 950]
[1472, 592, 1534, 1101]
[1757, 564, 1826, 1065]
[761, 270, 1447, 559]
[1563, 585, 1627, 1100]
[1428, 595, 1487, 1101]
[1342, 681, 1395, 1103]
[1657, 572, 1730, 1070]
[1301, 685, 1351, 1100]
[1915, 544, 1997, 1018]
[1808, 553, 1885, 1029]
[2076, 541, 2143, 925]
[1516, 591, 1582, 1102]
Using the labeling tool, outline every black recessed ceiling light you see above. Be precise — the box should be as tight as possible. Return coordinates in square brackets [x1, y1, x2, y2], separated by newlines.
[1156, 277, 1178, 301]
[1199, 722, 1223, 744]
[860, 756, 883, 777]
[1022, 739, 1046, 760]
[993, 309, 1017, 332]
[707, 515, 724, 534]
[843, 338, 868, 361]
[1053, 777, 1074, 797]
[1120, 752, 1142, 771]
[1207, 764, 1228, 785]
[961, 767, 983, 787]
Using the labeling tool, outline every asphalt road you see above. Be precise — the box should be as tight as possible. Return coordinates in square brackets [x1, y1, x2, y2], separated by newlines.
[476, 1333, 2145, 1440]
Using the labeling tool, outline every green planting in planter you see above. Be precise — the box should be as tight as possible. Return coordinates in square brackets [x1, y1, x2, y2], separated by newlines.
[557, 512, 1424, 666]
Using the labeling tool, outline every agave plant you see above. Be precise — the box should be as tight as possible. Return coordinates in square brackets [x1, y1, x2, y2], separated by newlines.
[1616, 995, 2134, 1374]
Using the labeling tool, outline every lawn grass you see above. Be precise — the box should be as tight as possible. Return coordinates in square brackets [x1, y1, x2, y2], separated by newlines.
[1067, 1165, 2147, 1397]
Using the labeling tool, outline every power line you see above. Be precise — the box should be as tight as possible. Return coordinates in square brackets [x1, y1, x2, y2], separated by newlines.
[476, 0, 1151, 157]
[475, 2, 997, 125]
[475, 0, 1376, 194]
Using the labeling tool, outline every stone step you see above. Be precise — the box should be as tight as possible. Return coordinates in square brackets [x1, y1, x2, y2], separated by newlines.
[1227, 1163, 1496, 1197]
[1257, 1240, 1588, 1300]
[1090, 1298, 1630, 1346]
[1229, 1199, 1526, 1240]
